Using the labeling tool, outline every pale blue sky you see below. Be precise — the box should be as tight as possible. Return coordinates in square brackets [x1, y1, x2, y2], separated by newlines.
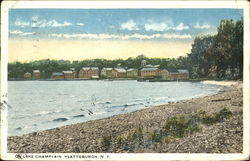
[9, 9, 243, 41]
[8, 8, 243, 62]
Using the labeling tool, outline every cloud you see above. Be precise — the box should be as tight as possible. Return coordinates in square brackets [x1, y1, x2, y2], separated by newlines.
[14, 17, 73, 28]
[76, 23, 85, 26]
[144, 23, 170, 31]
[9, 30, 34, 36]
[48, 33, 191, 40]
[172, 23, 189, 31]
[194, 23, 211, 29]
[120, 20, 139, 31]
[34, 19, 72, 27]
[51, 20, 72, 27]
[14, 19, 30, 28]
[144, 21, 189, 31]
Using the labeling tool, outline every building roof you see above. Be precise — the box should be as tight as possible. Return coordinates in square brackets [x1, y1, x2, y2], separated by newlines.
[113, 68, 126, 73]
[178, 69, 189, 73]
[141, 67, 159, 71]
[62, 71, 73, 74]
[127, 68, 138, 72]
[81, 67, 99, 70]
[102, 67, 113, 71]
[81, 67, 90, 70]
[52, 72, 63, 76]
[24, 72, 31, 75]
[33, 70, 40, 73]
[161, 69, 169, 72]
[91, 67, 99, 70]
[144, 64, 160, 68]
[145, 64, 154, 68]
[70, 68, 75, 71]
[167, 68, 179, 73]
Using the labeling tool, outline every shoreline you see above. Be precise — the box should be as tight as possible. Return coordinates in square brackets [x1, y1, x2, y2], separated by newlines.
[8, 78, 241, 83]
[202, 80, 240, 87]
[8, 81, 243, 153]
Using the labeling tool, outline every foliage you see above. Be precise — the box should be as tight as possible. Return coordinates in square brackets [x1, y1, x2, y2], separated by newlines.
[151, 130, 163, 143]
[188, 18, 243, 80]
[163, 114, 187, 137]
[100, 108, 232, 152]
[101, 135, 112, 151]
[127, 127, 144, 145]
[194, 108, 233, 125]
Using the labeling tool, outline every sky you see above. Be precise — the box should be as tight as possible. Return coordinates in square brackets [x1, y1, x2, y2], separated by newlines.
[8, 9, 243, 62]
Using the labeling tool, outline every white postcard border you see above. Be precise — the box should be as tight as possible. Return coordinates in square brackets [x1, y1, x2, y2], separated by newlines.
[1, 1, 249, 160]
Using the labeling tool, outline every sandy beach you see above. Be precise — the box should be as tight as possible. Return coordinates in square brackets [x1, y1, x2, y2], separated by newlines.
[8, 81, 243, 153]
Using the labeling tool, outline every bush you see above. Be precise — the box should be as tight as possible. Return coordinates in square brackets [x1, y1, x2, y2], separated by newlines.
[164, 114, 187, 137]
[201, 108, 232, 125]
[202, 114, 217, 125]
[184, 124, 201, 136]
[151, 130, 162, 143]
[162, 135, 176, 143]
[100, 108, 233, 152]
[216, 108, 233, 122]
[101, 136, 112, 151]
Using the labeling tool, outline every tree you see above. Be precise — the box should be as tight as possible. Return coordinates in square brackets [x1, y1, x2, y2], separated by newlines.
[187, 18, 243, 80]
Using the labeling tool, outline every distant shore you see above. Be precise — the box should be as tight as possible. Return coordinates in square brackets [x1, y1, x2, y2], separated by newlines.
[8, 78, 239, 82]
[8, 81, 243, 153]
[8, 78, 135, 81]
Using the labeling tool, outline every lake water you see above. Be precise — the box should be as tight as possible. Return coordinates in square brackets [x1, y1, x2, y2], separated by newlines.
[8, 80, 222, 136]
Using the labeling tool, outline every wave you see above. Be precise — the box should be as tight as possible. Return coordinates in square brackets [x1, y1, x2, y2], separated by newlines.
[152, 97, 170, 102]
[135, 98, 144, 102]
[77, 99, 90, 103]
[123, 103, 142, 107]
[107, 102, 144, 112]
[15, 127, 22, 130]
[52, 117, 69, 122]
[73, 114, 85, 118]
[109, 105, 124, 109]
[97, 101, 112, 105]
[11, 115, 26, 119]
[93, 111, 106, 115]
[34, 110, 62, 116]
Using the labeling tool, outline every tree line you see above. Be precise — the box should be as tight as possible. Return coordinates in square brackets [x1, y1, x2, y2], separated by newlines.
[187, 18, 243, 79]
[8, 18, 243, 80]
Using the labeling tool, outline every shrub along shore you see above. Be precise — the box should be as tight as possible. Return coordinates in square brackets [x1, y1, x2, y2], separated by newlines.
[8, 81, 243, 153]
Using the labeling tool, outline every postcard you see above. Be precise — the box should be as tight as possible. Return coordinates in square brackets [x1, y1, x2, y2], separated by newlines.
[1, 0, 249, 160]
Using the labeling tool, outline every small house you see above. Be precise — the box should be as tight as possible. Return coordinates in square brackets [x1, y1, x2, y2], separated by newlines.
[177, 69, 189, 80]
[112, 68, 127, 78]
[167, 68, 179, 80]
[160, 69, 170, 80]
[69, 68, 77, 78]
[33, 70, 40, 79]
[24, 72, 32, 79]
[127, 68, 138, 78]
[101, 68, 113, 78]
[78, 67, 99, 79]
[140, 67, 161, 77]
[62, 71, 74, 79]
[51, 72, 64, 80]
